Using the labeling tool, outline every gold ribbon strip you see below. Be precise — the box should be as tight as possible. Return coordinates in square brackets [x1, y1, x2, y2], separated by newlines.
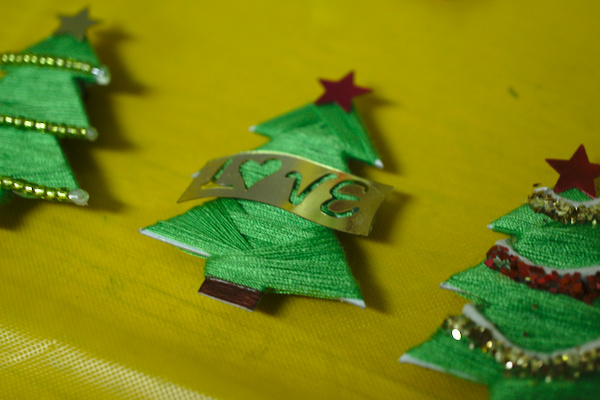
[178, 151, 393, 236]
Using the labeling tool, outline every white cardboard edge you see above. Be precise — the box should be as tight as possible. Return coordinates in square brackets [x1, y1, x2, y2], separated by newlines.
[341, 298, 366, 309]
[398, 354, 478, 382]
[439, 282, 466, 294]
[139, 228, 211, 257]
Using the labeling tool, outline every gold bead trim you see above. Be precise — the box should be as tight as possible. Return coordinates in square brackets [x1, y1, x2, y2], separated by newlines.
[1, 175, 71, 202]
[443, 314, 600, 381]
[529, 189, 600, 226]
[1, 52, 99, 76]
[0, 114, 96, 140]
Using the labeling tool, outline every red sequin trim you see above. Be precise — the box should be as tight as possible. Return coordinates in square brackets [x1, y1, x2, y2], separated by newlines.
[485, 245, 600, 304]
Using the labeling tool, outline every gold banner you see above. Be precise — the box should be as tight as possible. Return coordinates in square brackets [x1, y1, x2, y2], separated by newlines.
[178, 151, 393, 236]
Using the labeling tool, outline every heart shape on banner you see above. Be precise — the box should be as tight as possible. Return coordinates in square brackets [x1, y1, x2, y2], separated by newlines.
[238, 158, 282, 189]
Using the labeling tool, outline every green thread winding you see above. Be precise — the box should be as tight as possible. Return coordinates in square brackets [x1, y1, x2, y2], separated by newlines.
[488, 204, 548, 237]
[446, 263, 600, 351]
[0, 34, 101, 200]
[405, 329, 503, 383]
[510, 224, 600, 268]
[144, 101, 381, 300]
[489, 375, 600, 400]
[489, 188, 600, 269]
[490, 188, 593, 235]
[255, 103, 380, 169]
[21, 34, 101, 69]
[403, 187, 600, 398]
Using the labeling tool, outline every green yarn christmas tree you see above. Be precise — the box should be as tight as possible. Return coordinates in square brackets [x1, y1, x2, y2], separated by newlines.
[0, 9, 109, 206]
[141, 72, 383, 311]
[401, 145, 600, 400]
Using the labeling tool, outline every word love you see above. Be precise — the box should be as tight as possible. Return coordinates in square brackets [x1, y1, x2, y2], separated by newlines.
[178, 152, 392, 235]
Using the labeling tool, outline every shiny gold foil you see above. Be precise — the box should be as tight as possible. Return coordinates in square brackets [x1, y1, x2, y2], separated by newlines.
[178, 151, 393, 236]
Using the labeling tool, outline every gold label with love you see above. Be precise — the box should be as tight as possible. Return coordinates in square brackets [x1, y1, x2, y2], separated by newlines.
[178, 151, 393, 236]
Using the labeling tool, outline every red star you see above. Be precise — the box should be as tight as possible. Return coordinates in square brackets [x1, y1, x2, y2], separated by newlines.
[315, 72, 371, 112]
[546, 145, 600, 198]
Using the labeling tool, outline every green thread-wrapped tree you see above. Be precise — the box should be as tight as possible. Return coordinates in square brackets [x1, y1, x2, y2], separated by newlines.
[401, 145, 600, 400]
[141, 72, 384, 311]
[0, 9, 109, 206]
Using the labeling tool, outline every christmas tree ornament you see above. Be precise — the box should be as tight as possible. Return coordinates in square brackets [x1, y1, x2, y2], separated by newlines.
[0, 8, 110, 206]
[400, 145, 600, 400]
[141, 72, 392, 311]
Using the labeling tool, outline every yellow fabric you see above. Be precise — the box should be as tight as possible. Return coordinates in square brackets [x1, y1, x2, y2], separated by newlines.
[1, 1, 599, 399]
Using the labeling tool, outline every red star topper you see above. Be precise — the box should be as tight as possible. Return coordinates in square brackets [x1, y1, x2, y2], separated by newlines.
[315, 71, 371, 112]
[546, 145, 600, 199]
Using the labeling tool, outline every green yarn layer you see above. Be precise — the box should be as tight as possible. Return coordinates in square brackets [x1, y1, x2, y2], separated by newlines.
[0, 34, 100, 197]
[511, 224, 600, 268]
[144, 100, 381, 301]
[405, 329, 503, 383]
[489, 375, 600, 400]
[489, 188, 600, 268]
[146, 197, 363, 299]
[25, 34, 101, 67]
[488, 204, 547, 237]
[556, 187, 593, 202]
[254, 103, 380, 169]
[490, 188, 592, 236]
[0, 125, 77, 189]
[405, 331, 600, 400]
[446, 262, 600, 352]
[403, 187, 600, 398]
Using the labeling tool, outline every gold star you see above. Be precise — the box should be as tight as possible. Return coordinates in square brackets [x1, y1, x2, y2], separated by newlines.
[55, 8, 99, 41]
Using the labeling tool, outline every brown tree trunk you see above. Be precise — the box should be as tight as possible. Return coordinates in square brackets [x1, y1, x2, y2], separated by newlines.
[199, 278, 263, 311]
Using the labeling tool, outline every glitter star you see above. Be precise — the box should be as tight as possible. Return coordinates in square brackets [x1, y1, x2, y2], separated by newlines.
[55, 8, 99, 41]
[546, 145, 600, 199]
[315, 72, 371, 112]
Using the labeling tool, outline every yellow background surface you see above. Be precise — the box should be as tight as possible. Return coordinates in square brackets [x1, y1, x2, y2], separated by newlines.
[1, 1, 599, 399]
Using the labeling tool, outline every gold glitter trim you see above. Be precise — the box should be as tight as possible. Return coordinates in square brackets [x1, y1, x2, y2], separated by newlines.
[0, 52, 110, 84]
[443, 314, 600, 380]
[2, 175, 71, 203]
[529, 189, 600, 225]
[0, 114, 97, 140]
